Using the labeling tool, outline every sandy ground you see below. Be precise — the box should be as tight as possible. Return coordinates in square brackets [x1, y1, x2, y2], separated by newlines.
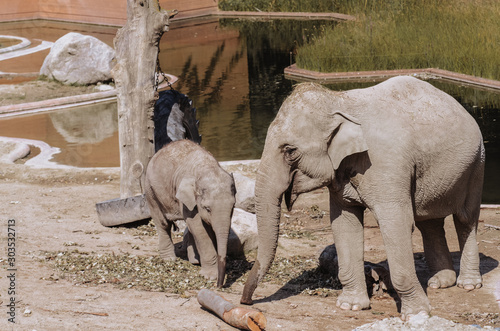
[0, 147, 499, 331]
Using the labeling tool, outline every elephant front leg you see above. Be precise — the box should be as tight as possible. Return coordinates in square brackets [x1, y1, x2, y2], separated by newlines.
[185, 213, 218, 280]
[376, 205, 431, 320]
[330, 202, 370, 311]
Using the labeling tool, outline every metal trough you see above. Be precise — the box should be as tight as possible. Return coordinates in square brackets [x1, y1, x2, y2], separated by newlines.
[96, 194, 151, 227]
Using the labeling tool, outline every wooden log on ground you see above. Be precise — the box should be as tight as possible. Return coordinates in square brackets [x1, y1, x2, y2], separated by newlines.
[197, 289, 266, 331]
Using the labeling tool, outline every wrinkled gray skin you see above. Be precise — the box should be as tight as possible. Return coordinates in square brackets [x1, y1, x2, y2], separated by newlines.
[240, 76, 484, 320]
[145, 140, 236, 287]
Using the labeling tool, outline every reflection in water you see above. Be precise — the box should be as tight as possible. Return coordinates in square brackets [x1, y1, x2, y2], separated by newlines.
[49, 101, 119, 167]
[0, 18, 498, 202]
[50, 102, 118, 144]
[160, 18, 337, 161]
[0, 102, 119, 168]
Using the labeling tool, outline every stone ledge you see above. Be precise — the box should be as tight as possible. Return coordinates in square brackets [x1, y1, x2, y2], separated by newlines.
[215, 10, 355, 21]
[0, 35, 31, 54]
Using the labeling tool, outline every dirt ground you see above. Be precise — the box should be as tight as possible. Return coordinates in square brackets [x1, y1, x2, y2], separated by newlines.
[0, 82, 499, 331]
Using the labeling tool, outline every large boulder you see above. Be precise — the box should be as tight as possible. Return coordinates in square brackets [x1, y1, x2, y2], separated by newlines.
[227, 208, 258, 258]
[233, 173, 255, 213]
[181, 208, 258, 261]
[40, 32, 115, 85]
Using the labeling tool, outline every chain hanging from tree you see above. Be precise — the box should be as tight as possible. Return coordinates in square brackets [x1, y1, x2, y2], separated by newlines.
[154, 0, 175, 92]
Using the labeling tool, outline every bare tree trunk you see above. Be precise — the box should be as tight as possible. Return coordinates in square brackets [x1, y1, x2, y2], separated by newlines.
[112, 0, 176, 198]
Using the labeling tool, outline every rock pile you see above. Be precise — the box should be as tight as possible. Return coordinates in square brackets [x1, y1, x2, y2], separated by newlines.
[354, 312, 487, 331]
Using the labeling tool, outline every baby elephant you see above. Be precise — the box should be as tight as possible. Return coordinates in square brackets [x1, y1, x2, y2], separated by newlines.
[145, 140, 236, 287]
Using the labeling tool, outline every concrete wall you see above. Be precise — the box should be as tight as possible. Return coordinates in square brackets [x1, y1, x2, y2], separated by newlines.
[0, 0, 219, 25]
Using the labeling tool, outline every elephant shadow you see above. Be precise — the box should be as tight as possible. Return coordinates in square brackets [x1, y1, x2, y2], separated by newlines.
[172, 236, 253, 289]
[252, 248, 499, 311]
[224, 258, 255, 288]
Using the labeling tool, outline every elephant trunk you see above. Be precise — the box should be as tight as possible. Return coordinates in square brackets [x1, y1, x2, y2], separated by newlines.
[241, 155, 290, 304]
[214, 213, 230, 288]
[216, 254, 226, 288]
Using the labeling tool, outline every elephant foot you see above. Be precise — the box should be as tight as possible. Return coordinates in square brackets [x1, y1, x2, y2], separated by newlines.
[457, 273, 482, 290]
[400, 295, 431, 321]
[159, 251, 177, 261]
[188, 256, 200, 265]
[200, 265, 218, 281]
[336, 290, 370, 311]
[428, 269, 456, 289]
[187, 245, 200, 265]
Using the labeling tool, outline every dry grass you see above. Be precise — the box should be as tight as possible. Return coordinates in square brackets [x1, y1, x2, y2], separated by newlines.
[42, 250, 340, 297]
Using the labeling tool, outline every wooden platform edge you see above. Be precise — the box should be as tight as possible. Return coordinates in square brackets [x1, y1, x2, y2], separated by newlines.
[284, 64, 500, 91]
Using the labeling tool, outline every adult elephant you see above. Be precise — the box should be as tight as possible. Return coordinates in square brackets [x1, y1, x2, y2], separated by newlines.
[240, 76, 484, 319]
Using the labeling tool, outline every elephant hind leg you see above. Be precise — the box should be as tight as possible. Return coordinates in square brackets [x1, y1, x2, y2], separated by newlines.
[146, 190, 177, 261]
[453, 152, 483, 290]
[453, 212, 482, 290]
[156, 221, 177, 261]
[415, 218, 455, 289]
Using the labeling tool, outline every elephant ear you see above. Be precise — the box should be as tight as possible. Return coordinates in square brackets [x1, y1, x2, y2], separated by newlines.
[176, 177, 197, 211]
[328, 113, 368, 170]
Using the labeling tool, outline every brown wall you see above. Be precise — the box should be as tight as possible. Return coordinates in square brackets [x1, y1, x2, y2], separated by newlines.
[0, 0, 219, 25]
[0, 0, 39, 22]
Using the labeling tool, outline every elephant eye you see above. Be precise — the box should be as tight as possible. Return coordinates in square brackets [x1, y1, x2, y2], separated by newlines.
[203, 206, 211, 213]
[283, 145, 300, 163]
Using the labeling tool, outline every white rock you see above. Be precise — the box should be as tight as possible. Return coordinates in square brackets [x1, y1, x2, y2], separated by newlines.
[95, 84, 114, 92]
[40, 32, 115, 85]
[407, 312, 431, 328]
[0, 141, 30, 163]
[354, 313, 483, 331]
[233, 173, 255, 213]
[181, 208, 258, 260]
[227, 208, 258, 258]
